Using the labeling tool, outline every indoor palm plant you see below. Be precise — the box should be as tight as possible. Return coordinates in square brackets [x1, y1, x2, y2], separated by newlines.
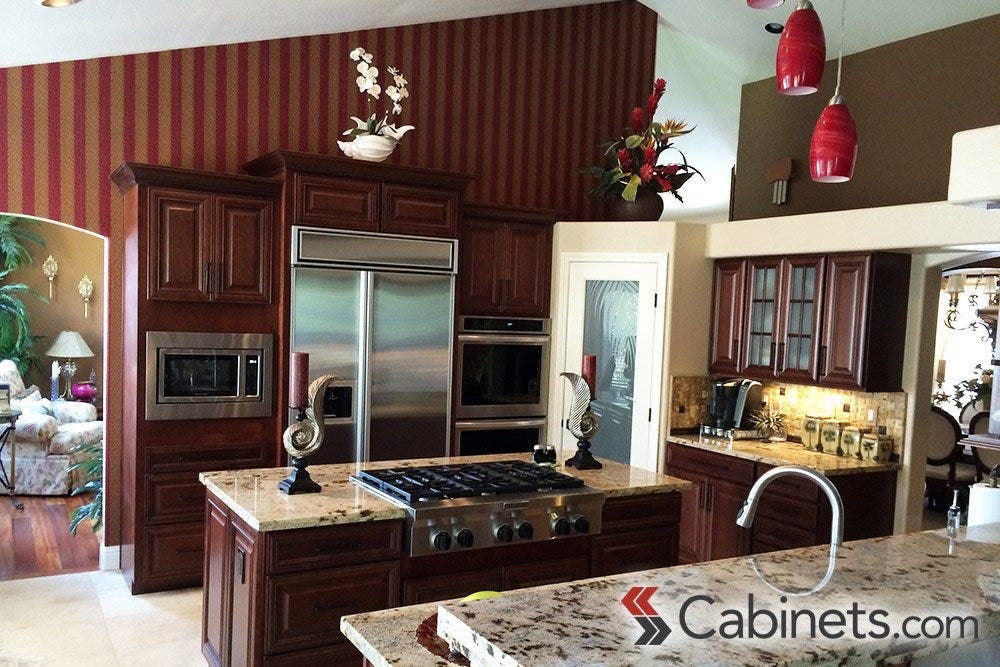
[68, 439, 103, 535]
[0, 214, 47, 376]
[584, 78, 701, 220]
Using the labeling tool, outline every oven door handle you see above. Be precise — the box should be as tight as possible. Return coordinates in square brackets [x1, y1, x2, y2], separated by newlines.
[454, 418, 549, 430]
[456, 333, 551, 345]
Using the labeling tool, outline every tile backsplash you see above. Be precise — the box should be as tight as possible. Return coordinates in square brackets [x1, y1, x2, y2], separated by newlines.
[668, 375, 908, 458]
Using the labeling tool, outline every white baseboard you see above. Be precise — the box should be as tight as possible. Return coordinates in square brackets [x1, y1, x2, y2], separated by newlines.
[99, 544, 121, 571]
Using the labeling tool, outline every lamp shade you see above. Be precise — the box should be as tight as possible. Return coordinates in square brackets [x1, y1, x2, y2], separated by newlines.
[45, 331, 95, 358]
[944, 274, 966, 296]
[748, 0, 785, 8]
[776, 0, 825, 95]
[809, 98, 857, 182]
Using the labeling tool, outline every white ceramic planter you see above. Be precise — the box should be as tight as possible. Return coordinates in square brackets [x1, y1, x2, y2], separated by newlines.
[338, 134, 398, 162]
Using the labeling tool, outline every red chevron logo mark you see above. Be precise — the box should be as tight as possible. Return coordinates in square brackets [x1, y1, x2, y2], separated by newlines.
[621, 586, 659, 616]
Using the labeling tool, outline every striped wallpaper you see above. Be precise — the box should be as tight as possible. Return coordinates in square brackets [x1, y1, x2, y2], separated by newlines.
[0, 1, 658, 235]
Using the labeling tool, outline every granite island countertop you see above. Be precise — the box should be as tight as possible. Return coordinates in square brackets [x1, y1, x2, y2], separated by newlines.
[341, 523, 1000, 666]
[200, 453, 692, 532]
[667, 433, 902, 476]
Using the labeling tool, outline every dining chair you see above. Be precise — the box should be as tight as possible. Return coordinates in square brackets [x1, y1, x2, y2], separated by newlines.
[925, 406, 979, 511]
[968, 410, 1000, 478]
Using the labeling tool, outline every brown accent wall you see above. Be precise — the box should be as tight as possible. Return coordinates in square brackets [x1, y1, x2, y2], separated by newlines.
[732, 15, 1000, 221]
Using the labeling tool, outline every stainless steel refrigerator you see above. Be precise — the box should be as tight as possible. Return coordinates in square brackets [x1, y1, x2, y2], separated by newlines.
[290, 227, 456, 464]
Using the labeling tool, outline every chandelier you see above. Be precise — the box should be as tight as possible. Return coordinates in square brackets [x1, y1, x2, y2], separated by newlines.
[944, 271, 999, 340]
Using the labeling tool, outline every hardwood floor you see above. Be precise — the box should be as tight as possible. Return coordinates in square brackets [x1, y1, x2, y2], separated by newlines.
[0, 495, 99, 581]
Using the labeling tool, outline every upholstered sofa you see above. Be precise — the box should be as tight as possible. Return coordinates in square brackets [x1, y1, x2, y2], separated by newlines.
[0, 359, 104, 495]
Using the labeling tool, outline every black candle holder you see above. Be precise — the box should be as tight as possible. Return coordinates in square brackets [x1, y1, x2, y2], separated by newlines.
[565, 438, 602, 470]
[278, 408, 322, 494]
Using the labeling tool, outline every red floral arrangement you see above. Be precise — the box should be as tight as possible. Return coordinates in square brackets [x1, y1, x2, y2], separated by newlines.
[584, 78, 700, 202]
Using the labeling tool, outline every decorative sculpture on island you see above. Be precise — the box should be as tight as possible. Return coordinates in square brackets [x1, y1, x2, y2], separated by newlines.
[279, 351, 341, 494]
[560, 371, 602, 470]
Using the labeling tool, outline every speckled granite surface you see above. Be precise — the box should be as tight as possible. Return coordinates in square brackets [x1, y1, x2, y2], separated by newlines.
[667, 434, 901, 476]
[200, 453, 691, 532]
[430, 524, 1000, 666]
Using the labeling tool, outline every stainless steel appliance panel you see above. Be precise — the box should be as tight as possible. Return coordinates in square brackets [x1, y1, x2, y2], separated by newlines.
[289, 267, 363, 463]
[366, 271, 454, 461]
[456, 332, 550, 419]
[293, 227, 457, 273]
[453, 417, 547, 457]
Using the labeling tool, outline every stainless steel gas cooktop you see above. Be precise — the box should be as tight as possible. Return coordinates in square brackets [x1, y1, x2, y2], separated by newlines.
[351, 460, 606, 557]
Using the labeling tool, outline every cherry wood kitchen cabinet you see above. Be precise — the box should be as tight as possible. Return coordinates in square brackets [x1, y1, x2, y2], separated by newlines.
[665, 441, 897, 563]
[708, 252, 910, 391]
[708, 259, 746, 375]
[113, 163, 283, 595]
[459, 202, 559, 318]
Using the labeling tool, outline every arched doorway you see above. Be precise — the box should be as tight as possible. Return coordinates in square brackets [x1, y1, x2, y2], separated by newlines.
[0, 213, 109, 580]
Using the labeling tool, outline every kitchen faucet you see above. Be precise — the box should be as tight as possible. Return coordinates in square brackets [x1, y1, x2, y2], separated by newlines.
[736, 465, 845, 596]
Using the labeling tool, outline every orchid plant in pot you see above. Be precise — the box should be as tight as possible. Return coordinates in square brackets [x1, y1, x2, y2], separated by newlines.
[338, 47, 414, 162]
[584, 78, 701, 220]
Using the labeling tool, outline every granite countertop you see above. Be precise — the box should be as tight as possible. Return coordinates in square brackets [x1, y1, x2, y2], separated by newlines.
[200, 453, 692, 532]
[667, 433, 901, 476]
[342, 524, 1000, 666]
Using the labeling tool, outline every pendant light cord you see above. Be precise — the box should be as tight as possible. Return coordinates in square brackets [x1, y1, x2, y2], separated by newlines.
[835, 0, 846, 95]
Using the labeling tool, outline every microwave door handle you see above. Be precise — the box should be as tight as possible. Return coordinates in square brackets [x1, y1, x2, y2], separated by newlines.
[454, 418, 548, 430]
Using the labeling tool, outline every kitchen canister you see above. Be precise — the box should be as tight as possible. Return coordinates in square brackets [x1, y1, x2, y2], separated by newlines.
[801, 416, 822, 450]
[967, 482, 1000, 526]
[840, 426, 871, 459]
[859, 434, 893, 462]
[818, 420, 850, 454]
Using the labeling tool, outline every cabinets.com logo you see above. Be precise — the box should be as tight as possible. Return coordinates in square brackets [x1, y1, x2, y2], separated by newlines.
[621, 587, 979, 645]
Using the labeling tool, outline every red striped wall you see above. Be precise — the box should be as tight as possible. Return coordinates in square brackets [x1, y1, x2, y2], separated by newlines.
[0, 1, 658, 234]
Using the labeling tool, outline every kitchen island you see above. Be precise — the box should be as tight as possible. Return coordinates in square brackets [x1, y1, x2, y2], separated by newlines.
[198, 453, 691, 666]
[341, 523, 1000, 666]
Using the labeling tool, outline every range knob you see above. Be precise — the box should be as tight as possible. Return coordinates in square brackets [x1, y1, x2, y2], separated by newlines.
[573, 516, 591, 534]
[552, 517, 572, 536]
[456, 529, 475, 549]
[432, 531, 452, 551]
[515, 521, 534, 540]
[495, 524, 514, 543]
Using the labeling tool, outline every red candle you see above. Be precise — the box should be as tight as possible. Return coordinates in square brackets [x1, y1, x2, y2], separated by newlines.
[289, 352, 310, 409]
[582, 354, 597, 399]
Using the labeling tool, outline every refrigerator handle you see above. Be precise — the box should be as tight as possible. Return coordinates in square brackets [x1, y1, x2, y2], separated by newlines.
[359, 271, 374, 463]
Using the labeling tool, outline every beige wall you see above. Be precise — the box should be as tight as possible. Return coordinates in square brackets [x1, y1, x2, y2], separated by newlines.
[12, 219, 105, 397]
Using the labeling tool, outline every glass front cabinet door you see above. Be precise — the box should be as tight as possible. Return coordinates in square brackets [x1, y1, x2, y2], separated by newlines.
[741, 258, 781, 378]
[776, 256, 825, 383]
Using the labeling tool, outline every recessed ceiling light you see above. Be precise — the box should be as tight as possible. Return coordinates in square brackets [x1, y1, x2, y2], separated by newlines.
[40, 0, 81, 7]
[765, 22, 785, 34]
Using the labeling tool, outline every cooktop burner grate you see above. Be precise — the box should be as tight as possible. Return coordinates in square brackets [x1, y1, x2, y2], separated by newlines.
[354, 460, 585, 504]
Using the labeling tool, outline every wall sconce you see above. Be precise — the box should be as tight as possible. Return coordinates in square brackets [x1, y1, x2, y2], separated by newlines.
[943, 271, 998, 340]
[41, 255, 58, 299]
[78, 274, 94, 318]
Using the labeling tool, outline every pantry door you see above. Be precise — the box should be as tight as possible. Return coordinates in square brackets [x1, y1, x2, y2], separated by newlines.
[557, 254, 666, 471]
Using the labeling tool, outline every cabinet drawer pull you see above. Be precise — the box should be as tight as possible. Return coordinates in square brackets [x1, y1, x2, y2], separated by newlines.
[697, 481, 705, 510]
[313, 600, 360, 614]
[731, 338, 740, 362]
[313, 540, 362, 554]
[176, 494, 202, 503]
[770, 342, 776, 370]
[175, 545, 203, 554]
[777, 342, 786, 373]
[204, 262, 212, 296]
[705, 483, 713, 512]
[818, 345, 827, 373]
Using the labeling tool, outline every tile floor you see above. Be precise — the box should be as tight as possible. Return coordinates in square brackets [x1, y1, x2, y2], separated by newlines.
[0, 570, 203, 665]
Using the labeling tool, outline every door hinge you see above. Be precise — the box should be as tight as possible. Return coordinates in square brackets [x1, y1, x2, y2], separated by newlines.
[653, 293, 658, 307]
[648, 408, 652, 422]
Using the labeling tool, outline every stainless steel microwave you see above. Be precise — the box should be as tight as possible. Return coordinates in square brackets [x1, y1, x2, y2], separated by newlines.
[145, 331, 273, 421]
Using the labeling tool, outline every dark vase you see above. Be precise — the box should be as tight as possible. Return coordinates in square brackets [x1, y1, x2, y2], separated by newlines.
[609, 188, 664, 221]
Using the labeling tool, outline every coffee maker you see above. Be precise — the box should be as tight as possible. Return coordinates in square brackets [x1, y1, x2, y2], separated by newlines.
[702, 378, 763, 439]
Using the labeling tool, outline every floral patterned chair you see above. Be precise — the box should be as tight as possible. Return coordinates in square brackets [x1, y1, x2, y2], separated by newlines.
[0, 359, 104, 495]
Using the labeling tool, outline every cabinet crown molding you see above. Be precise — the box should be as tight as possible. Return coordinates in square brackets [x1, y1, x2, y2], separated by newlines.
[111, 162, 283, 198]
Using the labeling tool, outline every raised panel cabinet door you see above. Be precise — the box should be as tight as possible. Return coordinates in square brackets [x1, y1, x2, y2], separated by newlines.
[591, 529, 677, 576]
[502, 222, 553, 317]
[459, 219, 506, 314]
[380, 183, 459, 238]
[148, 188, 212, 301]
[704, 478, 752, 561]
[214, 195, 273, 303]
[819, 253, 872, 389]
[402, 568, 501, 605]
[229, 520, 261, 667]
[669, 464, 706, 564]
[708, 259, 747, 374]
[740, 257, 781, 379]
[775, 255, 825, 384]
[294, 174, 379, 231]
[202, 496, 231, 667]
[501, 555, 590, 590]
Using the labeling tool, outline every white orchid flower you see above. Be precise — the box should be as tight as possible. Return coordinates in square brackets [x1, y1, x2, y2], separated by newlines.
[393, 73, 408, 87]
[392, 103, 402, 114]
[349, 47, 372, 63]
[356, 75, 372, 93]
[367, 83, 381, 99]
[386, 85, 401, 101]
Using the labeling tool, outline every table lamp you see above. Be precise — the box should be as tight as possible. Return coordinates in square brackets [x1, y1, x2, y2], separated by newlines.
[46, 331, 94, 400]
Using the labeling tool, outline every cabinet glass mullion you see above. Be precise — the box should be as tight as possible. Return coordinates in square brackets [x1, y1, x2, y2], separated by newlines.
[782, 264, 819, 373]
[746, 265, 777, 370]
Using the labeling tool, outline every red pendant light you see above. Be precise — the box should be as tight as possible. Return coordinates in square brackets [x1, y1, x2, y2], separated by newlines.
[748, 1, 785, 8]
[775, 0, 825, 95]
[810, 0, 857, 182]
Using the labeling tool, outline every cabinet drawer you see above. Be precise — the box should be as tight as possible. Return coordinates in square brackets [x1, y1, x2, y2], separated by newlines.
[501, 556, 590, 591]
[755, 464, 820, 502]
[751, 517, 817, 553]
[403, 568, 501, 605]
[592, 528, 677, 576]
[263, 643, 361, 666]
[145, 444, 268, 473]
[145, 473, 205, 524]
[267, 521, 403, 574]
[266, 561, 400, 654]
[142, 523, 204, 582]
[381, 184, 458, 238]
[294, 174, 379, 230]
[756, 491, 819, 531]
[601, 494, 681, 533]
[667, 444, 754, 486]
